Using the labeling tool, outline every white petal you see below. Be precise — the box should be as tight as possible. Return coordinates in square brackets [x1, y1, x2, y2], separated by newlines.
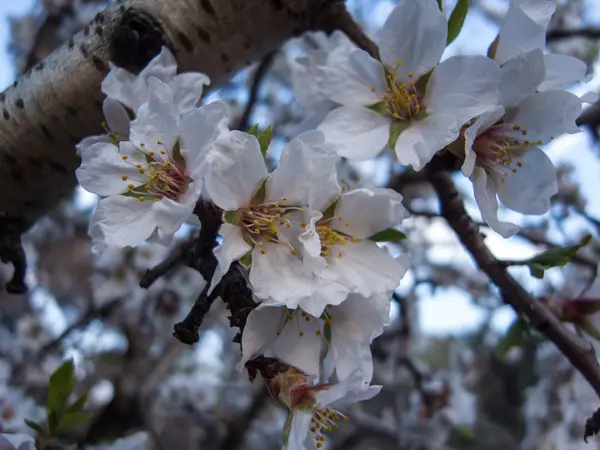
[273, 313, 322, 376]
[462, 107, 506, 177]
[329, 339, 374, 385]
[539, 54, 588, 91]
[285, 413, 313, 450]
[139, 46, 178, 83]
[204, 131, 267, 210]
[93, 196, 157, 247]
[332, 383, 382, 407]
[129, 77, 178, 154]
[317, 106, 390, 160]
[266, 130, 341, 211]
[77, 135, 109, 153]
[169, 72, 211, 113]
[499, 49, 545, 108]
[0, 434, 35, 450]
[394, 114, 459, 170]
[76, 141, 145, 196]
[210, 223, 252, 292]
[505, 90, 582, 142]
[319, 49, 386, 106]
[379, 0, 447, 81]
[332, 188, 409, 239]
[331, 292, 391, 342]
[153, 181, 202, 238]
[179, 100, 230, 180]
[495, 0, 556, 65]
[471, 168, 520, 238]
[495, 147, 557, 214]
[101, 64, 142, 110]
[426, 55, 501, 124]
[103, 97, 131, 136]
[326, 240, 407, 296]
[291, 55, 332, 110]
[240, 306, 281, 366]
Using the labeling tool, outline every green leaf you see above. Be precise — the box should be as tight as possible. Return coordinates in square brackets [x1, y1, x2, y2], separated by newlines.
[67, 392, 88, 413]
[250, 177, 268, 205]
[367, 102, 387, 116]
[224, 209, 242, 225]
[323, 323, 332, 344]
[388, 121, 408, 149]
[447, 0, 469, 45]
[257, 126, 273, 158]
[47, 360, 76, 414]
[437, 0, 443, 10]
[248, 124, 259, 137]
[46, 407, 59, 433]
[53, 412, 92, 436]
[321, 199, 340, 221]
[24, 419, 46, 435]
[239, 250, 252, 269]
[496, 318, 531, 358]
[368, 228, 407, 242]
[523, 235, 592, 278]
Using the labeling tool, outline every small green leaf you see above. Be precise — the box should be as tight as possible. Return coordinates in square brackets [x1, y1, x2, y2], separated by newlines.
[321, 199, 340, 221]
[437, 0, 443, 10]
[239, 251, 252, 268]
[24, 419, 46, 435]
[323, 323, 332, 344]
[447, 0, 469, 45]
[53, 412, 92, 436]
[282, 412, 294, 446]
[257, 125, 273, 158]
[367, 102, 387, 116]
[47, 360, 76, 414]
[414, 70, 433, 94]
[368, 228, 407, 242]
[224, 209, 242, 225]
[248, 124, 259, 136]
[250, 177, 268, 205]
[46, 408, 59, 433]
[496, 318, 530, 358]
[388, 121, 409, 149]
[67, 392, 88, 413]
[523, 235, 592, 278]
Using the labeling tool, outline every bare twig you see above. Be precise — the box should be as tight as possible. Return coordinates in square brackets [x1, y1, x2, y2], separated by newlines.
[237, 52, 276, 131]
[140, 244, 188, 289]
[547, 28, 600, 42]
[426, 165, 600, 401]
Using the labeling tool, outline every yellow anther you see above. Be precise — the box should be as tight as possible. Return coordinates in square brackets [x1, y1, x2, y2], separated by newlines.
[290, 249, 297, 256]
[164, 162, 172, 168]
[127, 183, 133, 189]
[138, 168, 145, 174]
[145, 184, 151, 190]
[138, 196, 145, 202]
[281, 197, 287, 201]
[157, 140, 163, 145]
[101, 121, 107, 127]
[300, 222, 307, 229]
[408, 72, 414, 78]
[316, 330, 321, 336]
[140, 142, 145, 147]
[371, 86, 376, 92]
[160, 150, 167, 155]
[148, 151, 154, 156]
[338, 252, 343, 258]
[257, 241, 263, 247]
[513, 124, 520, 130]
[522, 129, 528, 136]
[299, 332, 304, 337]
[121, 155, 128, 160]
[260, 249, 266, 255]
[121, 175, 127, 181]
[396, 60, 402, 66]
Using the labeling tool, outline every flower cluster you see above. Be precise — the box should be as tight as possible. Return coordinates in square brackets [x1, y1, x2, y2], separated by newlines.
[296, 0, 594, 237]
[76, 0, 593, 447]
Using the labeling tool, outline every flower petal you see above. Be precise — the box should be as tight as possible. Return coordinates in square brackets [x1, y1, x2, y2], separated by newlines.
[139, 46, 178, 84]
[332, 292, 391, 342]
[103, 97, 131, 136]
[471, 167, 520, 238]
[266, 130, 341, 211]
[101, 64, 142, 110]
[240, 306, 281, 367]
[204, 131, 267, 210]
[462, 106, 506, 177]
[272, 313, 322, 376]
[332, 188, 409, 238]
[379, 0, 447, 81]
[153, 181, 202, 239]
[285, 412, 313, 450]
[505, 90, 582, 143]
[394, 114, 459, 170]
[93, 196, 157, 247]
[329, 339, 374, 385]
[76, 141, 146, 196]
[317, 106, 390, 160]
[326, 240, 407, 296]
[319, 49, 386, 106]
[495, 0, 556, 65]
[129, 77, 178, 154]
[498, 49, 545, 108]
[495, 147, 557, 215]
[539, 54, 588, 91]
[169, 72, 211, 112]
[179, 100, 230, 180]
[426, 55, 501, 124]
[210, 223, 252, 292]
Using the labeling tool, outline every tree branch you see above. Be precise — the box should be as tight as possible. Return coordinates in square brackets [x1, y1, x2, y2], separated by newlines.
[425, 166, 600, 402]
[547, 28, 600, 42]
[237, 52, 276, 131]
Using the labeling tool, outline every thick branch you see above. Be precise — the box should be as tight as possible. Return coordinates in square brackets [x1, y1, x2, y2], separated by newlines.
[426, 167, 600, 400]
[0, 0, 347, 230]
[547, 28, 600, 42]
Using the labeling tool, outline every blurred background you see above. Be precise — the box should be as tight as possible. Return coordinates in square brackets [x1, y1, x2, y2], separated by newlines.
[1, 0, 600, 449]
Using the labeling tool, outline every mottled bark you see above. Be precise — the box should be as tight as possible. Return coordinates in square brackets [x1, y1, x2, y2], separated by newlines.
[0, 0, 346, 230]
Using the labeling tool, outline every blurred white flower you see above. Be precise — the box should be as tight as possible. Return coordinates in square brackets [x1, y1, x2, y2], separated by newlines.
[0, 386, 44, 435]
[88, 432, 149, 450]
[0, 433, 35, 450]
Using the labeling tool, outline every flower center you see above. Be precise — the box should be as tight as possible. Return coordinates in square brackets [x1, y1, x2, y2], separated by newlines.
[238, 199, 304, 254]
[471, 122, 542, 182]
[121, 141, 189, 203]
[1, 405, 15, 422]
[316, 224, 355, 258]
[376, 62, 424, 122]
[310, 406, 348, 448]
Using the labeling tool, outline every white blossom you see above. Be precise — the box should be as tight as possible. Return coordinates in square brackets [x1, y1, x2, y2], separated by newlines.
[77, 76, 229, 248]
[0, 434, 35, 450]
[87, 432, 149, 450]
[316, 0, 500, 169]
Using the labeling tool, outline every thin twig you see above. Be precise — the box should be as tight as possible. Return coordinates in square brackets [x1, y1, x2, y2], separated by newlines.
[327, 7, 380, 59]
[237, 52, 276, 131]
[547, 28, 600, 42]
[426, 166, 600, 401]
[140, 244, 188, 289]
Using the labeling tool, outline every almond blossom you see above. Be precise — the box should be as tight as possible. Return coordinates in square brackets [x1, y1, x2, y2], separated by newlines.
[316, 0, 500, 169]
[77, 77, 229, 248]
[0, 434, 35, 450]
[78, 46, 210, 150]
[240, 291, 391, 382]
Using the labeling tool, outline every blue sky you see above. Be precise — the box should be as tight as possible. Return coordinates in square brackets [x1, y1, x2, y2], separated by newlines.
[1, 1, 599, 337]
